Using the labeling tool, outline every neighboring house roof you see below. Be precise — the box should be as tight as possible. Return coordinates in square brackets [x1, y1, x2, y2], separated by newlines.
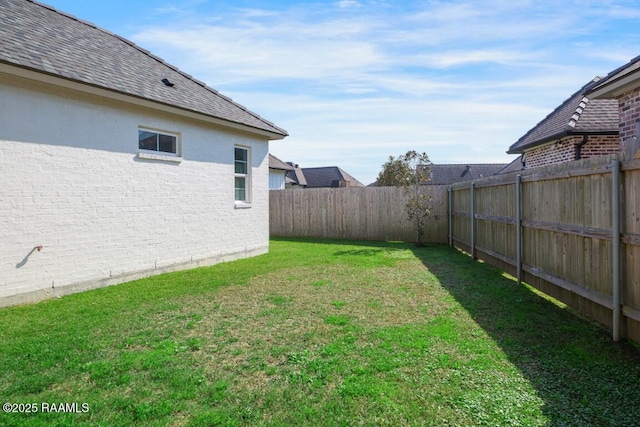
[285, 163, 308, 187]
[588, 55, 640, 99]
[0, 0, 288, 139]
[302, 167, 365, 188]
[427, 164, 508, 185]
[496, 156, 525, 175]
[507, 78, 618, 154]
[268, 154, 293, 171]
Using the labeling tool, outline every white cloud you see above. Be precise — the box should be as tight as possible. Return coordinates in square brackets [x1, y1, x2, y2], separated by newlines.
[337, 0, 362, 9]
[128, 0, 639, 185]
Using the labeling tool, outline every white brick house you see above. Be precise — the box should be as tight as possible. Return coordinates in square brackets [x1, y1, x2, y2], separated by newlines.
[0, 0, 288, 305]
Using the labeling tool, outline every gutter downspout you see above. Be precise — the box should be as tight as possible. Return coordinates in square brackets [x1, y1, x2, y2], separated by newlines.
[575, 135, 589, 160]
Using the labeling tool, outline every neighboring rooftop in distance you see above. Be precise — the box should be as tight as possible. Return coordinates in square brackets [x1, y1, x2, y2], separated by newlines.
[0, 0, 288, 138]
[283, 163, 364, 188]
[285, 162, 308, 187]
[496, 156, 525, 175]
[268, 154, 293, 170]
[302, 166, 365, 188]
[427, 163, 509, 185]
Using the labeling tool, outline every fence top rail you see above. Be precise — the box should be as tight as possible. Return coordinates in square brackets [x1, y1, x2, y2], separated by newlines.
[449, 154, 622, 191]
[621, 158, 640, 172]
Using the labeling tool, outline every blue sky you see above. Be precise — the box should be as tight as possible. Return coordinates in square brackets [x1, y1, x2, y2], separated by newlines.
[43, 0, 640, 184]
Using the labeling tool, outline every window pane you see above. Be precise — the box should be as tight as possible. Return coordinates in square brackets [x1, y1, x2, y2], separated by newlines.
[235, 161, 247, 174]
[235, 177, 246, 201]
[234, 148, 247, 162]
[234, 148, 248, 174]
[158, 134, 177, 153]
[139, 131, 157, 151]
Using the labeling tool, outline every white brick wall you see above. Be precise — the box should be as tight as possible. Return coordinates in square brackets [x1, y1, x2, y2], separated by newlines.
[1, 76, 270, 304]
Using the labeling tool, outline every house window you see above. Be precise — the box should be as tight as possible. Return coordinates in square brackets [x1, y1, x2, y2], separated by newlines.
[138, 129, 179, 156]
[234, 146, 250, 203]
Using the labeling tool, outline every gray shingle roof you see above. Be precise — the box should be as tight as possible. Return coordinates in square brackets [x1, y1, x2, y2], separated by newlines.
[507, 78, 618, 154]
[268, 154, 293, 170]
[495, 156, 524, 175]
[285, 163, 308, 187]
[301, 167, 364, 188]
[0, 0, 288, 138]
[427, 164, 508, 185]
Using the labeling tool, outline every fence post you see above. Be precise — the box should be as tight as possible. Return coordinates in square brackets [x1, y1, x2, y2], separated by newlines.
[448, 186, 453, 247]
[470, 182, 476, 259]
[516, 175, 522, 285]
[612, 160, 621, 342]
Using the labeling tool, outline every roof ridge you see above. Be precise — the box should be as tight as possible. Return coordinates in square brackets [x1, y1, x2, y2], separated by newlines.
[591, 54, 640, 89]
[509, 77, 600, 149]
[567, 96, 589, 128]
[557, 78, 601, 131]
[301, 166, 340, 170]
[24, 0, 287, 136]
[568, 76, 610, 128]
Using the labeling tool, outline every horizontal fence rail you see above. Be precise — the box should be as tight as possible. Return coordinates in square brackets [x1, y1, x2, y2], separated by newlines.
[450, 155, 640, 343]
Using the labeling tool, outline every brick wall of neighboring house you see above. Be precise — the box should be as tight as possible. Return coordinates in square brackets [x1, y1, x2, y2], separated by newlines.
[618, 86, 640, 158]
[524, 136, 582, 169]
[524, 135, 620, 169]
[579, 135, 621, 158]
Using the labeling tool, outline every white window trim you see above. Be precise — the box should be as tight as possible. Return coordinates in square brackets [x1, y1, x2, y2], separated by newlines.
[138, 127, 182, 162]
[234, 145, 251, 206]
[234, 202, 252, 209]
[136, 152, 183, 163]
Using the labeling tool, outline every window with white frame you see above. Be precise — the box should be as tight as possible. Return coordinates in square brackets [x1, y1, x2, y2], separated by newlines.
[234, 146, 250, 202]
[138, 128, 179, 156]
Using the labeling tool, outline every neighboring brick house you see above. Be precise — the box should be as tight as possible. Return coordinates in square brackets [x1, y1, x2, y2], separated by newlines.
[0, 0, 287, 305]
[507, 78, 619, 169]
[587, 55, 640, 159]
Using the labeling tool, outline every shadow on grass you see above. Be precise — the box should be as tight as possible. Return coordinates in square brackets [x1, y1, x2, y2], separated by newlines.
[282, 237, 640, 425]
[414, 243, 640, 426]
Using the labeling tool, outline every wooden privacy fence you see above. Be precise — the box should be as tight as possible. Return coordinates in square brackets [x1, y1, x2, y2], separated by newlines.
[269, 156, 640, 342]
[270, 186, 449, 243]
[450, 155, 640, 342]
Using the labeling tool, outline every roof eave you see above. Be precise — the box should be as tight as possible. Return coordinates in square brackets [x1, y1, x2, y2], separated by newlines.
[506, 129, 618, 154]
[507, 130, 571, 154]
[589, 68, 640, 99]
[1, 61, 288, 140]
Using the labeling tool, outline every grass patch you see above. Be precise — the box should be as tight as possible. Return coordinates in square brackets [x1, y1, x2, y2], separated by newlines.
[1, 238, 639, 426]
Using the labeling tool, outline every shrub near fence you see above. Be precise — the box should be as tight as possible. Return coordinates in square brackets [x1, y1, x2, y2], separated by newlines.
[450, 155, 640, 343]
[270, 186, 449, 243]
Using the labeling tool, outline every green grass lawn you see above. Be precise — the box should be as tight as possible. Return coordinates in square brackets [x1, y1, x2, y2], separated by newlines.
[1, 238, 639, 426]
